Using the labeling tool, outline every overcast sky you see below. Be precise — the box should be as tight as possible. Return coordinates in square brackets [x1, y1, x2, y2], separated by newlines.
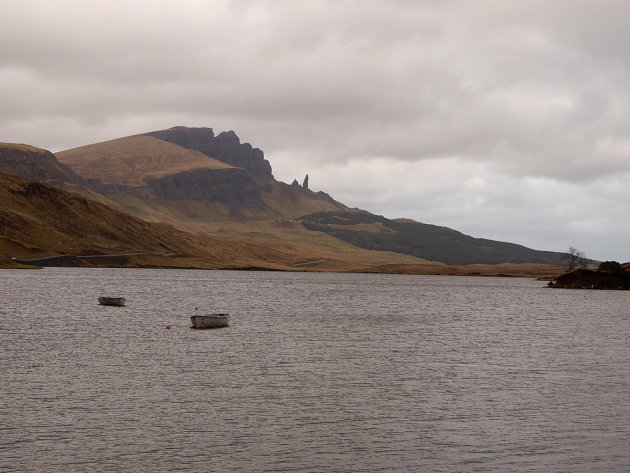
[2, 0, 629, 261]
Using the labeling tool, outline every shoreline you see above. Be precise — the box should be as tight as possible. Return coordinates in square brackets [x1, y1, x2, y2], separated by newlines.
[1, 256, 565, 279]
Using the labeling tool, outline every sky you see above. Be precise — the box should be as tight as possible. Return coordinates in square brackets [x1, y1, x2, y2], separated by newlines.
[1, 0, 629, 262]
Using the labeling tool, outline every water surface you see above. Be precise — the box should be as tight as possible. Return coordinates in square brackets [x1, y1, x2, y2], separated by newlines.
[1, 268, 629, 472]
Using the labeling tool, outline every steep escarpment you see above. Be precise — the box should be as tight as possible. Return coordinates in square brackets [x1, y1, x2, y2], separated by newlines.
[145, 167, 267, 219]
[146, 167, 259, 202]
[56, 127, 345, 223]
[145, 126, 273, 181]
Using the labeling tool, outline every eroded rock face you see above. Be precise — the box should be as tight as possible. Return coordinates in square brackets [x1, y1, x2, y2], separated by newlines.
[144, 167, 266, 219]
[145, 127, 273, 181]
[146, 167, 263, 204]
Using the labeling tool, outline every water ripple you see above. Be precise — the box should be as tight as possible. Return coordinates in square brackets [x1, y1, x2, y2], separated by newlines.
[1, 269, 629, 472]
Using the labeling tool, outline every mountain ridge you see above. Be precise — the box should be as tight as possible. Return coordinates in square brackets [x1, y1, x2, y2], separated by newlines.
[145, 126, 273, 181]
[55, 128, 346, 224]
[0, 128, 572, 270]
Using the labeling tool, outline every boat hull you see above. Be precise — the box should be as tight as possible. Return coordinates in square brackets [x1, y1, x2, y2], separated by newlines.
[191, 313, 230, 329]
[98, 297, 126, 307]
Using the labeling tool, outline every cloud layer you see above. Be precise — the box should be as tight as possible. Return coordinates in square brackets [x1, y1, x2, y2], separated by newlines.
[2, 0, 629, 261]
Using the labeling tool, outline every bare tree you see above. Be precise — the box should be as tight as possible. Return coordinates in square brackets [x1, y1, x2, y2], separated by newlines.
[565, 246, 586, 270]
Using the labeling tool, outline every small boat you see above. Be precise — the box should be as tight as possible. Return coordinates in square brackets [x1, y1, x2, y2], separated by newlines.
[191, 313, 229, 329]
[98, 296, 126, 307]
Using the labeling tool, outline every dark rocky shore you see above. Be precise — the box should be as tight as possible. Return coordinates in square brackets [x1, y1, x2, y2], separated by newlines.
[548, 268, 630, 290]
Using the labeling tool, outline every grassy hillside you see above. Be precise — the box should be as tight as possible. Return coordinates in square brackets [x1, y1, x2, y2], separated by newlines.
[0, 172, 299, 269]
[0, 172, 431, 271]
[0, 142, 132, 211]
[301, 210, 568, 265]
[0, 172, 206, 258]
[0, 142, 85, 187]
[57, 134, 233, 185]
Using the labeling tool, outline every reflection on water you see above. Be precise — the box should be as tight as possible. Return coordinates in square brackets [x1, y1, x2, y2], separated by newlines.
[1, 268, 629, 472]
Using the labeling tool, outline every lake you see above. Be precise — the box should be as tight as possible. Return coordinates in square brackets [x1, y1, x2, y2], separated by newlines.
[1, 268, 629, 472]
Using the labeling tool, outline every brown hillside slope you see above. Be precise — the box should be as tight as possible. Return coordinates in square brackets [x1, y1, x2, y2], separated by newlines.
[0, 172, 302, 269]
[0, 142, 129, 211]
[0, 172, 426, 271]
[0, 172, 191, 258]
[57, 134, 233, 186]
[51, 127, 566, 273]
[0, 142, 84, 187]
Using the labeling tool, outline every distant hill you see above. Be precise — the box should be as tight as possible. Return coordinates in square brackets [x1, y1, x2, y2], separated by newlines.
[0, 142, 128, 210]
[0, 142, 85, 189]
[0, 128, 571, 269]
[301, 210, 567, 265]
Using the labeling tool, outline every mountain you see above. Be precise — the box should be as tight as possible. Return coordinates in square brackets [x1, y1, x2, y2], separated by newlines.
[56, 127, 345, 224]
[0, 128, 570, 270]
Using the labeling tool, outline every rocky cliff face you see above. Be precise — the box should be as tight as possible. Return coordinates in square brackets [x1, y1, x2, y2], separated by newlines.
[145, 167, 266, 218]
[145, 127, 273, 181]
[0, 143, 84, 187]
[47, 126, 344, 222]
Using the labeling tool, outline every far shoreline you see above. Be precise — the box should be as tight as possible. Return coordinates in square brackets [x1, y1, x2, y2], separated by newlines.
[1, 256, 565, 279]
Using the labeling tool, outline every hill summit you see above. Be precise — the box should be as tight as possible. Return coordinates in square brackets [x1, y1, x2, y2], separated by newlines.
[56, 127, 345, 224]
[145, 127, 273, 181]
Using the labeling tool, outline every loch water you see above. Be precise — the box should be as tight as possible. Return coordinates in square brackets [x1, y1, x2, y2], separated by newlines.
[1, 268, 629, 472]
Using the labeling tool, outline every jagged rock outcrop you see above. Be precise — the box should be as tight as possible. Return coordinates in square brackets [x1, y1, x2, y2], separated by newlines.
[145, 127, 273, 181]
[303, 174, 309, 189]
